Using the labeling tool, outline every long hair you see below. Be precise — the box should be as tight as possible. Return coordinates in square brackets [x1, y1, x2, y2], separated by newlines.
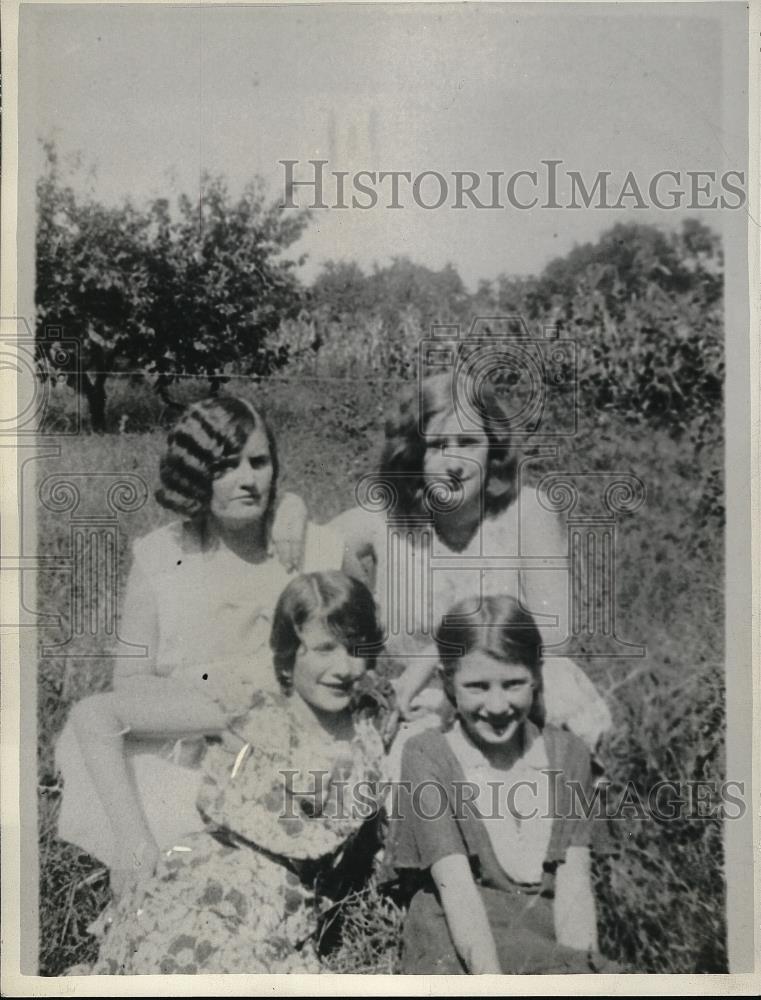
[270, 571, 382, 693]
[156, 396, 279, 532]
[380, 371, 518, 520]
[435, 594, 545, 727]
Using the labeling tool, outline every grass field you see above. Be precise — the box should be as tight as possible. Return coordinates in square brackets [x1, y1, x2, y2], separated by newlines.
[36, 375, 726, 975]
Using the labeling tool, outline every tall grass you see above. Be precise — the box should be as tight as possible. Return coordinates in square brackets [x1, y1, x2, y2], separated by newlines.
[36, 376, 725, 975]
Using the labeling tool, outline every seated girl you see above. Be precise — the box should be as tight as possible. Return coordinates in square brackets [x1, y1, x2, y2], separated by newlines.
[332, 371, 612, 752]
[390, 594, 618, 975]
[67, 571, 388, 975]
[55, 396, 337, 891]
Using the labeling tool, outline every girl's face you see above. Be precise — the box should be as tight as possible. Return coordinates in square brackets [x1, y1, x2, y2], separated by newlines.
[210, 427, 274, 528]
[452, 651, 535, 751]
[292, 618, 366, 714]
[423, 411, 488, 514]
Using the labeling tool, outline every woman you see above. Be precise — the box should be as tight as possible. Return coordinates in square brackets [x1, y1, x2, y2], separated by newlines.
[70, 572, 387, 974]
[333, 371, 611, 752]
[391, 595, 617, 974]
[55, 396, 339, 893]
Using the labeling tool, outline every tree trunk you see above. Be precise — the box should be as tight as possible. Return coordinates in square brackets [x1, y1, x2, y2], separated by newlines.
[82, 372, 108, 433]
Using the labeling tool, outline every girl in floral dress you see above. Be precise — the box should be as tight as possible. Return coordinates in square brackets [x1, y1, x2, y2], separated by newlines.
[72, 571, 387, 974]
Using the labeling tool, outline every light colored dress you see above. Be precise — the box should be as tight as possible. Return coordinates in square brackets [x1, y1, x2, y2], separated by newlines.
[89, 691, 386, 974]
[333, 486, 612, 752]
[55, 519, 343, 867]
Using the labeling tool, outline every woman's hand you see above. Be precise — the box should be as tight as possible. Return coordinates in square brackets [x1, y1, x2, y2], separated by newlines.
[110, 835, 160, 902]
[272, 492, 307, 572]
[393, 660, 439, 720]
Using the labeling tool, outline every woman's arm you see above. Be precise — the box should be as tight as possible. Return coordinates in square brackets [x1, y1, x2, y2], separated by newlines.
[518, 491, 570, 649]
[553, 846, 599, 952]
[329, 507, 379, 591]
[430, 853, 502, 974]
[392, 654, 440, 719]
[69, 684, 230, 894]
[113, 560, 159, 684]
[271, 492, 308, 572]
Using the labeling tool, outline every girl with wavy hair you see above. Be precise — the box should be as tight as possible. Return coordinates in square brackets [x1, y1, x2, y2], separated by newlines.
[55, 396, 340, 897]
[332, 370, 611, 751]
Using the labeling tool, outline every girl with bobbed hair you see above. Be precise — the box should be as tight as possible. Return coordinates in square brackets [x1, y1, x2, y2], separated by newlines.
[332, 369, 611, 752]
[270, 570, 382, 692]
[67, 572, 389, 974]
[56, 396, 342, 897]
[391, 595, 618, 975]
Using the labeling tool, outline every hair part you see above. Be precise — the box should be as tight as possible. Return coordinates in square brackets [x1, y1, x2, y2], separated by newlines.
[270, 571, 382, 694]
[435, 594, 545, 727]
[380, 371, 518, 520]
[156, 396, 279, 530]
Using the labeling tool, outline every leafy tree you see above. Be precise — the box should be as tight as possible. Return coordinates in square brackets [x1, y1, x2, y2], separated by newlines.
[311, 256, 469, 329]
[35, 143, 309, 429]
[35, 143, 155, 429]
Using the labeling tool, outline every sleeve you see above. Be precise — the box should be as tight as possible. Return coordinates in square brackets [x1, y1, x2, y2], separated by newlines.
[544, 729, 616, 863]
[388, 734, 468, 872]
[302, 522, 345, 573]
[541, 657, 613, 752]
[516, 487, 572, 649]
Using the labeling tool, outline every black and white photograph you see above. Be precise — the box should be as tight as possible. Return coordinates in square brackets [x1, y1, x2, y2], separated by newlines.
[1, 0, 757, 990]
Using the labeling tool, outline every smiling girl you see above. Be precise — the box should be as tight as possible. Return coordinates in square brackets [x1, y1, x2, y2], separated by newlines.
[70, 571, 387, 975]
[333, 371, 611, 751]
[391, 595, 617, 975]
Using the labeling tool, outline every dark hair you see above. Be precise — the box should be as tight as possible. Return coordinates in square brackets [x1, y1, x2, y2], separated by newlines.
[435, 594, 545, 726]
[156, 396, 279, 529]
[380, 371, 518, 520]
[270, 571, 382, 693]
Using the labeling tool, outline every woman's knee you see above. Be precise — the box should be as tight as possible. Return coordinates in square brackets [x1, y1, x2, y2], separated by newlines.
[68, 691, 121, 736]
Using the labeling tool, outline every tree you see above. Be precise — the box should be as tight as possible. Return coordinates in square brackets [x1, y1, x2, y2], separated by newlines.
[311, 256, 470, 330]
[35, 143, 154, 429]
[35, 143, 310, 430]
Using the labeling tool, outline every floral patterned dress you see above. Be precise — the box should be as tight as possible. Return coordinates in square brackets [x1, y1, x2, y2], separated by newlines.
[90, 692, 386, 975]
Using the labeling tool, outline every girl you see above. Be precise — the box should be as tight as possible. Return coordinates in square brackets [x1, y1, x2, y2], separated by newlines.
[391, 595, 617, 974]
[333, 371, 611, 751]
[69, 571, 387, 975]
[55, 397, 338, 893]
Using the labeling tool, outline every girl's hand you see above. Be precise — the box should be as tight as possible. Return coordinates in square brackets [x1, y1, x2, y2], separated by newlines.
[393, 661, 438, 720]
[110, 835, 160, 903]
[272, 493, 307, 572]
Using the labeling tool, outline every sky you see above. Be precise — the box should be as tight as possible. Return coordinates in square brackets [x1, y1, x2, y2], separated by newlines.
[21, 2, 746, 288]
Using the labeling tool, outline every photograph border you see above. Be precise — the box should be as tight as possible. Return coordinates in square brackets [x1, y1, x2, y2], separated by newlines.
[1, 0, 758, 993]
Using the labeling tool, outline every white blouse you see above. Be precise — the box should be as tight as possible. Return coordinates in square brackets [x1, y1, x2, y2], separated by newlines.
[446, 719, 553, 885]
